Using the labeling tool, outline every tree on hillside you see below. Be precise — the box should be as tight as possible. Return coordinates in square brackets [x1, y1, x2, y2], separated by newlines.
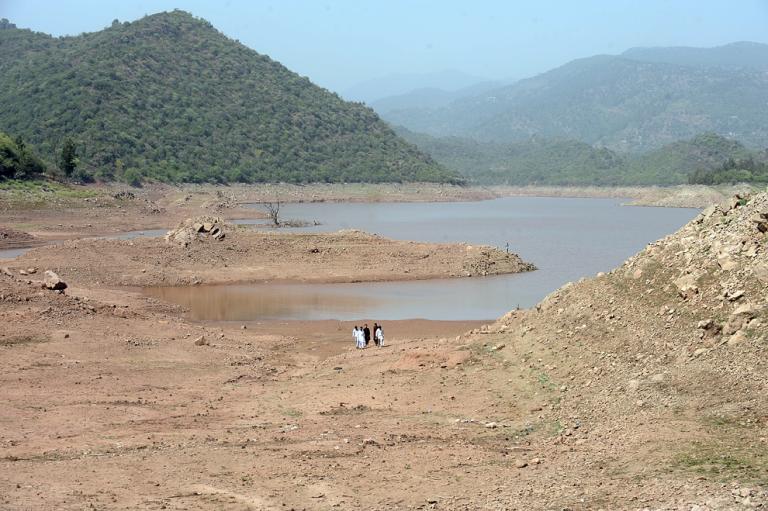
[59, 138, 78, 177]
[0, 132, 46, 180]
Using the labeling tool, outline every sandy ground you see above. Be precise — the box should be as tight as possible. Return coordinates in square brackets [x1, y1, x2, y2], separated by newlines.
[1, 183, 766, 509]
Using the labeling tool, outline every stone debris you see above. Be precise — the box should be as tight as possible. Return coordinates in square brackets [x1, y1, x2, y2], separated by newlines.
[749, 210, 768, 233]
[42, 270, 67, 291]
[673, 273, 698, 298]
[165, 216, 226, 247]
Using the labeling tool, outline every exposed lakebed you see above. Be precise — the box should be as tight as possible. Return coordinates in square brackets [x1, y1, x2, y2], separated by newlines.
[145, 197, 698, 321]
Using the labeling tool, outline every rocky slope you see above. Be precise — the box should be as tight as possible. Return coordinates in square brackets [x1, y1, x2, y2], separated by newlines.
[457, 192, 768, 506]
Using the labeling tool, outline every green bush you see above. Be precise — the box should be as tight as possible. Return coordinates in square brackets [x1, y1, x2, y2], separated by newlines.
[0, 131, 46, 180]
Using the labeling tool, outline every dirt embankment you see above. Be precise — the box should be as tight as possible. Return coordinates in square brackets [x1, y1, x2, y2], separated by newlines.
[8, 226, 534, 288]
[449, 192, 768, 507]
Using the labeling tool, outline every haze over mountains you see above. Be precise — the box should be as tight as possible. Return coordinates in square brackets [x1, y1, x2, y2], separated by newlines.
[341, 70, 491, 104]
[382, 42, 768, 154]
[0, 11, 456, 184]
[621, 41, 768, 71]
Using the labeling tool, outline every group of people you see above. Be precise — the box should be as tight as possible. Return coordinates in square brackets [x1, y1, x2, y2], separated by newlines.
[353, 323, 384, 349]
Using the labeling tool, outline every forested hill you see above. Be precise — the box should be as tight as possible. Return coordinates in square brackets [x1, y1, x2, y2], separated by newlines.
[0, 11, 457, 184]
[397, 128, 768, 186]
[383, 45, 768, 153]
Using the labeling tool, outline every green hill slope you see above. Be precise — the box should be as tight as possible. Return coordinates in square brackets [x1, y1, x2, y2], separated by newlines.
[384, 47, 768, 152]
[0, 12, 456, 184]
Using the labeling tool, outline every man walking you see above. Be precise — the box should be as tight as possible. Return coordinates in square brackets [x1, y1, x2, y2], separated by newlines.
[363, 324, 371, 347]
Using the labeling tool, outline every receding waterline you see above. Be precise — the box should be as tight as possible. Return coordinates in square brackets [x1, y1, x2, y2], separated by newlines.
[145, 197, 699, 321]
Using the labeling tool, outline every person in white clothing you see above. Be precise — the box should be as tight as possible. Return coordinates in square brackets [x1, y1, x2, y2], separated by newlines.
[353, 326, 365, 349]
[375, 324, 384, 347]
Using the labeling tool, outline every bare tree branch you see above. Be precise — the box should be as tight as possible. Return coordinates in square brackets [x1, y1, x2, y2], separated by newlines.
[262, 200, 280, 227]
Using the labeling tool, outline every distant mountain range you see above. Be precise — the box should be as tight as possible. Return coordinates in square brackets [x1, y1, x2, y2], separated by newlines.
[370, 79, 517, 115]
[382, 42, 768, 153]
[341, 70, 491, 103]
[0, 11, 457, 184]
[621, 41, 768, 71]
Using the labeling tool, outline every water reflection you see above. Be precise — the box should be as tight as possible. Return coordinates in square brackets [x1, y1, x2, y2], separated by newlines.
[145, 282, 393, 321]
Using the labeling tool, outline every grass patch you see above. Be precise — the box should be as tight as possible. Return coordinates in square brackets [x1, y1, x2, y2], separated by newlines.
[0, 179, 103, 206]
[672, 442, 768, 484]
[319, 404, 370, 416]
[0, 335, 47, 346]
[535, 370, 557, 391]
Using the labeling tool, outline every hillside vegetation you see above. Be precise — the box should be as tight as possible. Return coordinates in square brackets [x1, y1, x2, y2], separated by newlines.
[383, 43, 768, 152]
[0, 131, 47, 180]
[0, 12, 457, 184]
[398, 128, 768, 186]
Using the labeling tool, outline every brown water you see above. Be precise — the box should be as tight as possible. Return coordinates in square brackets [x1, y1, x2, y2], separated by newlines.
[145, 197, 699, 321]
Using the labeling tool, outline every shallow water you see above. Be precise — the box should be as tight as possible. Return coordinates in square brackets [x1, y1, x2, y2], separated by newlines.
[146, 197, 698, 321]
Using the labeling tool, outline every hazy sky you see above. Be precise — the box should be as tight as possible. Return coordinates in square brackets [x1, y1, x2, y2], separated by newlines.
[3, 0, 768, 94]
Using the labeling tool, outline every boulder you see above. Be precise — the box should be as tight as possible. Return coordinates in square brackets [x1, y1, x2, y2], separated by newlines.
[727, 330, 748, 346]
[673, 274, 699, 299]
[210, 226, 225, 240]
[754, 264, 768, 283]
[750, 212, 768, 233]
[193, 336, 209, 346]
[716, 247, 739, 271]
[42, 270, 67, 291]
[723, 303, 762, 335]
[166, 216, 226, 246]
[697, 319, 722, 339]
[720, 195, 741, 212]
